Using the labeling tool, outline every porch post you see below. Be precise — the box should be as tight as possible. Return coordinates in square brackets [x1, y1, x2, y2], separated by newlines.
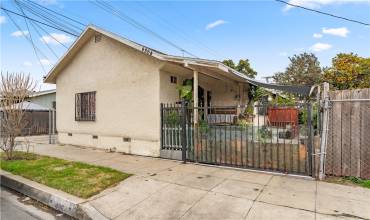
[238, 82, 244, 114]
[204, 89, 208, 119]
[48, 109, 51, 144]
[239, 83, 244, 104]
[193, 70, 198, 125]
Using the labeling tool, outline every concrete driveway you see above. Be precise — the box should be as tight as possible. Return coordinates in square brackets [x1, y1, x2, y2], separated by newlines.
[20, 138, 370, 220]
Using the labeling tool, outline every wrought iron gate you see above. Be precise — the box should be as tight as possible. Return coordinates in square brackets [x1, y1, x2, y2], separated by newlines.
[160, 102, 315, 176]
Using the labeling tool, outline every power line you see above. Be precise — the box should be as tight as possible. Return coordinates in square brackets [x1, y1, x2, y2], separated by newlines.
[0, 7, 80, 37]
[14, 1, 49, 73]
[3, 10, 47, 74]
[24, 0, 86, 27]
[15, 0, 82, 35]
[30, 21, 59, 59]
[134, 1, 222, 59]
[13, 0, 59, 59]
[93, 0, 197, 57]
[31, 20, 69, 49]
[275, 0, 370, 26]
[90, 0, 198, 58]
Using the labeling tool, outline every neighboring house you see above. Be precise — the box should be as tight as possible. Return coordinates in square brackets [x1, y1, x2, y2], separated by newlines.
[27, 89, 56, 109]
[43, 25, 309, 157]
[0, 101, 51, 136]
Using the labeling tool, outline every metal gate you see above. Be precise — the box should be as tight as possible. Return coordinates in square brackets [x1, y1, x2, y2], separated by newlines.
[160, 102, 315, 176]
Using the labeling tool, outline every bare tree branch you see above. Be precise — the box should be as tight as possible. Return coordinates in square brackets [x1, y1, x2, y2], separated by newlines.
[0, 72, 36, 160]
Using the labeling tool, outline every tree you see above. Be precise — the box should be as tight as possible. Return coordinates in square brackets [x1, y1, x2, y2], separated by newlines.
[273, 53, 322, 86]
[0, 72, 36, 160]
[222, 59, 257, 78]
[323, 53, 370, 90]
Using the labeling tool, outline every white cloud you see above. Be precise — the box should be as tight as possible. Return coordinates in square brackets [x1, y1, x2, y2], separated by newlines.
[11, 30, 29, 37]
[313, 33, 323, 38]
[284, 0, 370, 10]
[205, 19, 227, 30]
[23, 61, 32, 67]
[39, 59, 52, 65]
[0, 16, 6, 24]
[322, 27, 349, 37]
[310, 42, 332, 52]
[279, 52, 288, 56]
[40, 33, 73, 45]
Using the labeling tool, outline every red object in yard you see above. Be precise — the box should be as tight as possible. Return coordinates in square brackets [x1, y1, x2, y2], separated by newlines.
[267, 107, 298, 128]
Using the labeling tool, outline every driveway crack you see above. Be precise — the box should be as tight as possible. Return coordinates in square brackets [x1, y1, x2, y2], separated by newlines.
[243, 174, 273, 219]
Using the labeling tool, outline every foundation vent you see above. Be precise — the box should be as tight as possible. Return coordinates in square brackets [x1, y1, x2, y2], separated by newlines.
[68, 133, 72, 136]
[123, 137, 131, 142]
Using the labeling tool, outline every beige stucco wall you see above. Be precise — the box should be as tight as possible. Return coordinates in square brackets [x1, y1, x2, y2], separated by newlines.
[56, 34, 163, 156]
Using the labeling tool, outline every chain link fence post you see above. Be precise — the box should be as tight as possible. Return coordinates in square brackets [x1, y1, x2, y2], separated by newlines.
[181, 100, 187, 163]
[319, 82, 329, 180]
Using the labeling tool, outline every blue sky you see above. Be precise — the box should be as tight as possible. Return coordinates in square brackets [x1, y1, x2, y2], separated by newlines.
[1, 0, 369, 90]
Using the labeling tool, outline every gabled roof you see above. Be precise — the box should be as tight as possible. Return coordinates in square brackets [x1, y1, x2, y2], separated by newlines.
[29, 89, 56, 97]
[43, 25, 254, 84]
[44, 25, 312, 96]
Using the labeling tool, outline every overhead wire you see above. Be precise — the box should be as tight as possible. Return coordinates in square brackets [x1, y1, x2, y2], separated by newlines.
[134, 1, 222, 59]
[14, 0, 59, 59]
[90, 0, 198, 58]
[2, 0, 85, 75]
[0, 7, 80, 37]
[275, 0, 370, 26]
[24, 0, 86, 27]
[14, 1, 49, 74]
[14, 0, 82, 35]
[30, 20, 69, 49]
[3, 9, 48, 74]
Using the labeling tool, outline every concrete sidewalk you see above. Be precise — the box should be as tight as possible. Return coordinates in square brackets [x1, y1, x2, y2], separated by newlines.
[20, 138, 370, 220]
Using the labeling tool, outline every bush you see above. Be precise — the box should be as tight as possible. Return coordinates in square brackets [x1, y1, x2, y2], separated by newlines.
[236, 119, 251, 128]
[165, 111, 180, 126]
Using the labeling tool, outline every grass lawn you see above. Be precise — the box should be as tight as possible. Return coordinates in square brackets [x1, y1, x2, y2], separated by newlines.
[325, 176, 370, 189]
[0, 152, 131, 198]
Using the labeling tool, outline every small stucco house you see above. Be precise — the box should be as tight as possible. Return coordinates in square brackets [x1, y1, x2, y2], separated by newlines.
[27, 89, 56, 109]
[44, 25, 268, 157]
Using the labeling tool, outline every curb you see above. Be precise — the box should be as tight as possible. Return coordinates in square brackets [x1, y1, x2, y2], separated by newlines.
[0, 171, 108, 220]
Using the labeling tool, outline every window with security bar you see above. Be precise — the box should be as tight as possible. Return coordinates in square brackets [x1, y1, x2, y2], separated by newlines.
[75, 91, 96, 121]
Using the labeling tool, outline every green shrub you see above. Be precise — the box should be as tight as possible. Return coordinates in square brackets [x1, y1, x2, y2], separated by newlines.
[257, 126, 272, 143]
[236, 119, 251, 128]
[198, 119, 209, 134]
[165, 111, 180, 126]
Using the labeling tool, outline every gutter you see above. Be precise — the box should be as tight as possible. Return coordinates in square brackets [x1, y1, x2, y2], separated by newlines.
[0, 170, 108, 220]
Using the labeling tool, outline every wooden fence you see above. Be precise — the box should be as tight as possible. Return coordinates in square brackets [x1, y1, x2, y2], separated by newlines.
[325, 88, 370, 179]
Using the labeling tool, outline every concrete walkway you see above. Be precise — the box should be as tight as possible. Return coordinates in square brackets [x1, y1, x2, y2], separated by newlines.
[20, 138, 370, 220]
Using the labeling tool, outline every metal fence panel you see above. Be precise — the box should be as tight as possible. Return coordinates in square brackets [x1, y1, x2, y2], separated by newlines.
[161, 102, 315, 176]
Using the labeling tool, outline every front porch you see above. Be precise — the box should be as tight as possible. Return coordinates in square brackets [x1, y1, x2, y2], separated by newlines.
[159, 60, 250, 124]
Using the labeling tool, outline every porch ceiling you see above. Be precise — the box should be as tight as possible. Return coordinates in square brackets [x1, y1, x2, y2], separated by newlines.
[161, 61, 313, 96]
[161, 61, 247, 84]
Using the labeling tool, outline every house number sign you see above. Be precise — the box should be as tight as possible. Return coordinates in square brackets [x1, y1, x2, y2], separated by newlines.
[142, 47, 153, 56]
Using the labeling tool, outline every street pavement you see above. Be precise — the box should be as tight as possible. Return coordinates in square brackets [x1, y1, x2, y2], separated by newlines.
[0, 186, 71, 220]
